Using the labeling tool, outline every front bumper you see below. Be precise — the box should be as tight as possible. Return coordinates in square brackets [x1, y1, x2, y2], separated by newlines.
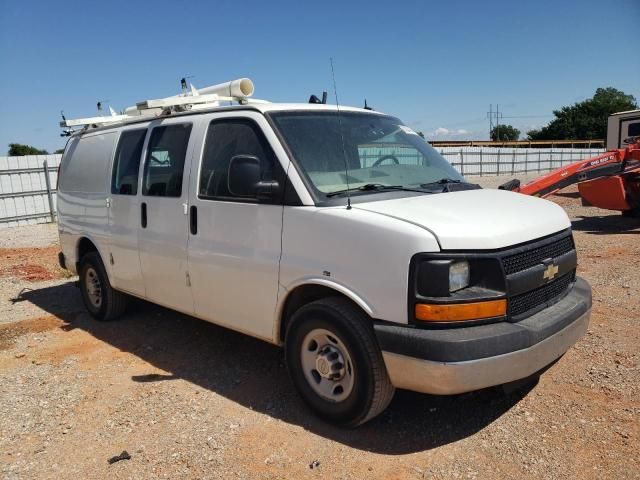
[375, 276, 591, 395]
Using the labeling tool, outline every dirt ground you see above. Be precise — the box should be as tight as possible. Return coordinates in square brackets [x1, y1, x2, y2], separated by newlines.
[0, 183, 639, 480]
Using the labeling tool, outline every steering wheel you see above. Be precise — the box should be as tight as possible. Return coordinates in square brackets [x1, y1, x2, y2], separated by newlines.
[372, 155, 400, 167]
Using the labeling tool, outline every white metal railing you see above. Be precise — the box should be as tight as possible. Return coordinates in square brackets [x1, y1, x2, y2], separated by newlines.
[0, 154, 61, 227]
[0, 147, 607, 227]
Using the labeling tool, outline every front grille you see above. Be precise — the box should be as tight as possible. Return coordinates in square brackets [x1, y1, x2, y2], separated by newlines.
[509, 272, 575, 318]
[502, 235, 574, 275]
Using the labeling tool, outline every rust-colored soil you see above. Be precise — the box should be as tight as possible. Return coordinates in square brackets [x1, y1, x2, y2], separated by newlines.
[0, 315, 64, 350]
[0, 246, 66, 282]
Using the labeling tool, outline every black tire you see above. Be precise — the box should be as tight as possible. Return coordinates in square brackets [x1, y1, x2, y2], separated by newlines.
[285, 297, 395, 427]
[79, 251, 128, 321]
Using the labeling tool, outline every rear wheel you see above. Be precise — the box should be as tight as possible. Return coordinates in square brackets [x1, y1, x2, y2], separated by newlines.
[79, 252, 128, 321]
[285, 297, 395, 426]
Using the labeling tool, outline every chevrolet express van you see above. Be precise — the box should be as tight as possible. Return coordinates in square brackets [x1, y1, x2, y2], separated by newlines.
[57, 81, 592, 426]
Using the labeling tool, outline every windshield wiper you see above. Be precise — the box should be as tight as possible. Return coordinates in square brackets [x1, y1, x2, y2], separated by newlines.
[420, 178, 481, 192]
[420, 178, 463, 187]
[326, 183, 428, 197]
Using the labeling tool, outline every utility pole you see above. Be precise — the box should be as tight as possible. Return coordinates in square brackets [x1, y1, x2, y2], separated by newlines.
[487, 104, 504, 141]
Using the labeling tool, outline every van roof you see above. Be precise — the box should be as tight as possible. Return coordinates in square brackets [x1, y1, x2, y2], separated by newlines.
[68, 102, 386, 138]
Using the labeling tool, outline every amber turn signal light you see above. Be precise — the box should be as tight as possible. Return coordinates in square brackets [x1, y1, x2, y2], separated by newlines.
[415, 299, 507, 322]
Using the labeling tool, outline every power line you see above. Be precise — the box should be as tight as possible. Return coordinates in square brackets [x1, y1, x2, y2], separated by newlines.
[502, 114, 554, 119]
[487, 105, 555, 139]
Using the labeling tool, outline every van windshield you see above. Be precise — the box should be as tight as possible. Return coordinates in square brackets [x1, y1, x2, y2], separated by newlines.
[269, 111, 465, 197]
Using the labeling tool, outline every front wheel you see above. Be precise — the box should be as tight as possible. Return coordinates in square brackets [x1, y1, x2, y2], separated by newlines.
[285, 297, 395, 427]
[79, 252, 129, 321]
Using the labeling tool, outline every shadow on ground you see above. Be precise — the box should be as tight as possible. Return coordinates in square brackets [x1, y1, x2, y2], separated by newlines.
[22, 282, 531, 455]
[571, 214, 640, 234]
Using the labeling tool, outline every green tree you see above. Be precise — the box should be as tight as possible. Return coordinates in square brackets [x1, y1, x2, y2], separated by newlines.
[54, 148, 65, 154]
[8, 143, 48, 156]
[527, 87, 637, 140]
[491, 124, 520, 141]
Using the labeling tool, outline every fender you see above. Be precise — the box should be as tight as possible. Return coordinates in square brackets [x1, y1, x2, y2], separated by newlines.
[73, 233, 114, 281]
[274, 277, 376, 342]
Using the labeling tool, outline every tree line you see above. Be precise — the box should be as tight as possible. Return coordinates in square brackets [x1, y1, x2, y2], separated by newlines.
[7, 143, 64, 156]
[490, 87, 636, 141]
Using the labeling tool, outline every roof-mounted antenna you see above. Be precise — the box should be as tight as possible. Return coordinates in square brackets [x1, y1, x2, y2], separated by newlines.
[180, 75, 194, 93]
[364, 99, 373, 110]
[330, 57, 351, 210]
[309, 91, 329, 104]
[59, 111, 73, 136]
[96, 100, 110, 115]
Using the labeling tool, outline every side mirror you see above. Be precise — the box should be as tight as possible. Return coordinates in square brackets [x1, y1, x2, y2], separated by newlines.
[228, 155, 280, 200]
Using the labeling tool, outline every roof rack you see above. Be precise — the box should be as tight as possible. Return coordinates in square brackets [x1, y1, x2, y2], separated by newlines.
[59, 77, 268, 131]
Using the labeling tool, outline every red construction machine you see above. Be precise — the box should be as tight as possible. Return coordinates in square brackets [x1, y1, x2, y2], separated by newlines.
[499, 110, 640, 217]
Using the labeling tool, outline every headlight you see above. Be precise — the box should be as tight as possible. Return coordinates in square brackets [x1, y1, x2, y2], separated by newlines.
[415, 259, 472, 297]
[449, 260, 470, 292]
[411, 255, 506, 324]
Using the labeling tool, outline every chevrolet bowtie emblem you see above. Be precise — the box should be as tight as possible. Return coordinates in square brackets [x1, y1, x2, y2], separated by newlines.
[543, 263, 559, 281]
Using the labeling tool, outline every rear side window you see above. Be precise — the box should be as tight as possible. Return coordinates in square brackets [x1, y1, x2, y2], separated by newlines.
[59, 132, 117, 193]
[142, 124, 192, 197]
[111, 129, 146, 195]
[199, 119, 276, 199]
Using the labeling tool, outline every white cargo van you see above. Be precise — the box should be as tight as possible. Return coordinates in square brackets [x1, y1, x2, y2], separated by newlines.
[57, 79, 591, 426]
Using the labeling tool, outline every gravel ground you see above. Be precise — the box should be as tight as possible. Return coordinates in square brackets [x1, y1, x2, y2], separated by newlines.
[0, 224, 59, 249]
[0, 182, 638, 479]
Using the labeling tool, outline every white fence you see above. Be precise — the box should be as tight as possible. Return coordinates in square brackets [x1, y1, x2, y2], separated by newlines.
[438, 146, 605, 176]
[0, 147, 607, 228]
[0, 154, 61, 228]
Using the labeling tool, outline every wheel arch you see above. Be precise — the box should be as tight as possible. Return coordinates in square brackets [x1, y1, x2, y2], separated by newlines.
[276, 279, 374, 344]
[75, 236, 111, 278]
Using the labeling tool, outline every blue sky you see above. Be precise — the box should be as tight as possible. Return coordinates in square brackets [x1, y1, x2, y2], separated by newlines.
[1, 0, 638, 152]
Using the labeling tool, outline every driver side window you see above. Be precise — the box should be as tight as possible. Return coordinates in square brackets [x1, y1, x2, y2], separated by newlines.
[198, 119, 276, 200]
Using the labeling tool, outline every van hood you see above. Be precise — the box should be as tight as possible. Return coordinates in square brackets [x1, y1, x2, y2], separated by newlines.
[354, 189, 571, 250]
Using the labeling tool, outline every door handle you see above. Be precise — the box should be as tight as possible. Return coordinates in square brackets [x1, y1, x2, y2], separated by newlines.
[141, 202, 147, 228]
[190, 205, 197, 235]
